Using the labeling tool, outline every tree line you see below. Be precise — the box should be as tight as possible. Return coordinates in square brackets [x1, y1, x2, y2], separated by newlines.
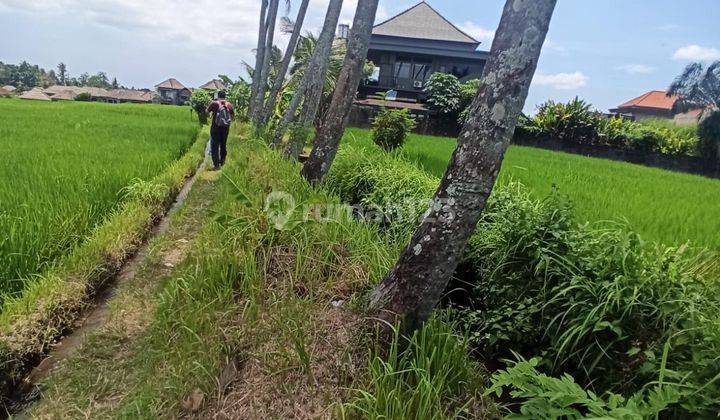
[0, 61, 120, 91]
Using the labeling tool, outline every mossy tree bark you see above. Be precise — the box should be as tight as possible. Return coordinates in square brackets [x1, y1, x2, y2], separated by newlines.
[272, 0, 344, 150]
[259, 0, 311, 126]
[300, 0, 379, 183]
[368, 0, 557, 334]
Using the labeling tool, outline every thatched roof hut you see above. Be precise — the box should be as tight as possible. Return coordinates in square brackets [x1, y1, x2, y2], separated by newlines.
[19, 88, 52, 101]
[199, 79, 226, 91]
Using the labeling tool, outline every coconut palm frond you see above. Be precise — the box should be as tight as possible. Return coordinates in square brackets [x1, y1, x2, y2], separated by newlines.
[280, 16, 295, 34]
[669, 61, 720, 113]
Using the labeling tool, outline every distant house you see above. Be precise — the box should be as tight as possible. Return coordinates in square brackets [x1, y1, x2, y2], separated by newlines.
[610, 90, 702, 125]
[359, 1, 489, 103]
[2, 85, 16, 94]
[44, 85, 110, 101]
[155, 78, 191, 105]
[102, 89, 155, 104]
[0, 86, 11, 97]
[199, 79, 227, 91]
[18, 87, 52, 101]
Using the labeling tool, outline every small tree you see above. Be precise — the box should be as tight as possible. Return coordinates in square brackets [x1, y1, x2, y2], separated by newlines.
[372, 108, 416, 152]
[190, 89, 213, 125]
[424, 72, 461, 116]
[74, 92, 92, 102]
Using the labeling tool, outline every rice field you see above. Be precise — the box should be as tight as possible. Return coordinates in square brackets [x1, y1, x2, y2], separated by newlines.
[0, 98, 199, 297]
[343, 127, 720, 250]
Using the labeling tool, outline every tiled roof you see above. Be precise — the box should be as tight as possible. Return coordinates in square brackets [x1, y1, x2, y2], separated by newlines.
[200, 79, 227, 90]
[616, 90, 678, 111]
[354, 98, 428, 111]
[372, 1, 478, 44]
[2, 85, 16, 92]
[156, 78, 187, 90]
[0, 87, 10, 96]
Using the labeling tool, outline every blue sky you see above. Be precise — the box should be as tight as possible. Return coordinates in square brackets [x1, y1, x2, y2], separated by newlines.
[1, 0, 718, 113]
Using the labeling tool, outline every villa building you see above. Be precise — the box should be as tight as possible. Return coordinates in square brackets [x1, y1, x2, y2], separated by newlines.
[358, 1, 488, 103]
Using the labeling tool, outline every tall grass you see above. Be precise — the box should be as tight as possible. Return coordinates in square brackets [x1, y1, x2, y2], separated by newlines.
[0, 98, 198, 298]
[342, 127, 720, 250]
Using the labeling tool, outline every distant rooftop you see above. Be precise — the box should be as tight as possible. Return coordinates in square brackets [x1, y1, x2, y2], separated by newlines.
[616, 90, 678, 111]
[200, 79, 226, 90]
[372, 1, 478, 45]
[156, 78, 187, 90]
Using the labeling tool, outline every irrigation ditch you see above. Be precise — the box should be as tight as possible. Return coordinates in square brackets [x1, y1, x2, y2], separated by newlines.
[2, 143, 209, 417]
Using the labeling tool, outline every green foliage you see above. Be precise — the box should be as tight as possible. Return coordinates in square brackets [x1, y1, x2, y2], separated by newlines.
[342, 127, 720, 251]
[342, 317, 490, 419]
[698, 109, 720, 161]
[424, 72, 461, 115]
[189, 88, 213, 125]
[521, 98, 700, 156]
[488, 356, 681, 419]
[457, 78, 481, 123]
[0, 99, 199, 299]
[73, 92, 92, 102]
[330, 131, 720, 416]
[371, 108, 416, 152]
[223, 77, 252, 120]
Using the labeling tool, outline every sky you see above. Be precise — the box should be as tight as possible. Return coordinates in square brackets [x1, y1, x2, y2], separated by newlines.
[1, 0, 718, 113]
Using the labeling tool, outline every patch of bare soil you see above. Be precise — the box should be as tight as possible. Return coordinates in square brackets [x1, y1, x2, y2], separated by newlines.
[193, 306, 367, 420]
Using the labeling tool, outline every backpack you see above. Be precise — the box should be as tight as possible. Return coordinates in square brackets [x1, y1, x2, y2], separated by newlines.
[214, 101, 232, 127]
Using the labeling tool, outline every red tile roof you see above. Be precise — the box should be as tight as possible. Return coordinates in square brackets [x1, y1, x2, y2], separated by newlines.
[616, 90, 678, 111]
[354, 98, 428, 111]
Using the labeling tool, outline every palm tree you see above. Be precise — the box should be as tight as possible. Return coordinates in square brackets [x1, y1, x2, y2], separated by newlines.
[668, 61, 720, 113]
[368, 0, 557, 335]
[259, 0, 311, 126]
[300, 0, 380, 183]
[251, 0, 280, 125]
[271, 0, 344, 151]
[249, 0, 269, 120]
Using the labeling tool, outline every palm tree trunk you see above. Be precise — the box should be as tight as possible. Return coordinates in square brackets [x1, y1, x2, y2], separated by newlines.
[272, 0, 343, 149]
[259, 0, 311, 126]
[368, 0, 557, 334]
[249, 0, 269, 120]
[251, 0, 280, 126]
[300, 0, 379, 183]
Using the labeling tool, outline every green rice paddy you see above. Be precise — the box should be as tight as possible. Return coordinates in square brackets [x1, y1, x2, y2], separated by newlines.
[0, 98, 199, 297]
[343, 127, 720, 250]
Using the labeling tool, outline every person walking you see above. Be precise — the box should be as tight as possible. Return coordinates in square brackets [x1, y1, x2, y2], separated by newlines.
[206, 91, 235, 170]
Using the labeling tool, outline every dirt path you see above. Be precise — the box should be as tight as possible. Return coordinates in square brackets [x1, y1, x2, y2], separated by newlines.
[16, 160, 221, 418]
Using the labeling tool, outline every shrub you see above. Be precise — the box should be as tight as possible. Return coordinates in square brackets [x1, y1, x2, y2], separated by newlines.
[328, 146, 720, 415]
[698, 109, 720, 162]
[227, 80, 251, 120]
[424, 72, 461, 115]
[521, 99, 701, 156]
[371, 108, 416, 152]
[532, 98, 601, 145]
[458, 79, 481, 123]
[487, 356, 681, 419]
[73, 92, 92, 102]
[189, 89, 212, 125]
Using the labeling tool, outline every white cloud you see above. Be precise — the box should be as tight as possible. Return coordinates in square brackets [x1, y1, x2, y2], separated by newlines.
[533, 72, 588, 90]
[656, 23, 681, 31]
[457, 21, 494, 43]
[0, 0, 261, 50]
[672, 45, 720, 61]
[543, 39, 568, 56]
[615, 64, 656, 74]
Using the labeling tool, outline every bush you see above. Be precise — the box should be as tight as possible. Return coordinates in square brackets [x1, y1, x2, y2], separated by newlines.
[328, 147, 720, 415]
[698, 109, 720, 162]
[519, 99, 701, 156]
[424, 72, 461, 115]
[189, 89, 212, 125]
[458, 79, 481, 123]
[74, 92, 92, 102]
[227, 80, 251, 120]
[371, 108, 416, 152]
